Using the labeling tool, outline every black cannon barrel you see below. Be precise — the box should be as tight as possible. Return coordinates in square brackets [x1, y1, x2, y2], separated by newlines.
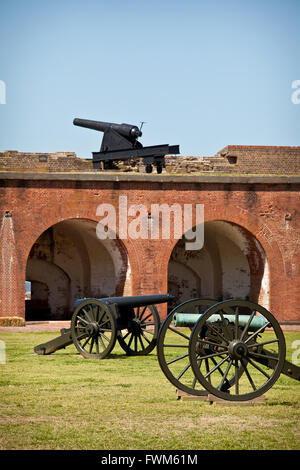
[73, 118, 142, 140]
[73, 294, 174, 310]
[103, 294, 174, 308]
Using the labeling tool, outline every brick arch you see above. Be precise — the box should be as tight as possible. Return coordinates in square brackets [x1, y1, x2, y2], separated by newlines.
[22, 214, 140, 283]
[159, 204, 285, 317]
[21, 215, 141, 319]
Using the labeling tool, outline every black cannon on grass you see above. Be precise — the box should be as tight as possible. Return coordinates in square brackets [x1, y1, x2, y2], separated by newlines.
[157, 298, 300, 402]
[34, 294, 173, 359]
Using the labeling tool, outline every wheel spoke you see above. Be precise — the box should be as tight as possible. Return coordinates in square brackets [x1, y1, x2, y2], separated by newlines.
[138, 306, 147, 320]
[218, 359, 233, 390]
[235, 360, 239, 394]
[142, 312, 153, 322]
[98, 334, 106, 351]
[167, 325, 191, 341]
[234, 307, 239, 340]
[249, 351, 279, 362]
[177, 362, 192, 380]
[82, 307, 93, 323]
[140, 331, 151, 344]
[100, 332, 112, 343]
[240, 310, 256, 341]
[204, 355, 230, 378]
[219, 311, 233, 341]
[95, 337, 100, 354]
[207, 323, 230, 345]
[199, 350, 229, 361]
[247, 338, 279, 349]
[167, 352, 189, 365]
[89, 338, 95, 354]
[127, 333, 134, 349]
[138, 335, 145, 350]
[81, 335, 92, 350]
[248, 357, 271, 379]
[197, 338, 227, 350]
[77, 315, 89, 325]
[205, 359, 211, 384]
[245, 321, 271, 344]
[240, 358, 256, 391]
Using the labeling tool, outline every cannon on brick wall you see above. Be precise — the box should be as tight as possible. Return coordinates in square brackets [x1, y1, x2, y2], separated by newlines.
[73, 118, 180, 174]
[157, 298, 300, 402]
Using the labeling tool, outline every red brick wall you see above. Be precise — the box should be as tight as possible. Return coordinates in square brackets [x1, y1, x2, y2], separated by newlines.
[0, 151, 92, 172]
[0, 175, 299, 323]
[1, 145, 300, 175]
[219, 146, 300, 175]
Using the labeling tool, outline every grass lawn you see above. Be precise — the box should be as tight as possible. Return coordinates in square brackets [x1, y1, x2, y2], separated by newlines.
[0, 330, 299, 450]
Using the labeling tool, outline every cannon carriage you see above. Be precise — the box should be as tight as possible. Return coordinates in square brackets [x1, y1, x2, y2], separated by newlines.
[73, 118, 180, 174]
[157, 298, 300, 401]
[34, 294, 173, 359]
[34, 294, 300, 402]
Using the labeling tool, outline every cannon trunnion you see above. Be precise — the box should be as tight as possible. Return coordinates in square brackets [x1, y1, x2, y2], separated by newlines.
[73, 118, 180, 174]
[34, 294, 174, 359]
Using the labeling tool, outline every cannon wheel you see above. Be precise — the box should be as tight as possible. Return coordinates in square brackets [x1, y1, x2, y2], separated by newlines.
[71, 299, 117, 359]
[117, 305, 160, 356]
[156, 162, 163, 174]
[157, 299, 219, 396]
[189, 300, 286, 401]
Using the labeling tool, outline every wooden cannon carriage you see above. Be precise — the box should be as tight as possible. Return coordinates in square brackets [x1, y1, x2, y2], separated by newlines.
[34, 294, 173, 359]
[34, 295, 299, 402]
[157, 298, 300, 402]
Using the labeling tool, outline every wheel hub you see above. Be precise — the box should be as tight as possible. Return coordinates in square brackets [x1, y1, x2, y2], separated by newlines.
[228, 340, 248, 360]
[129, 318, 143, 336]
[86, 322, 99, 336]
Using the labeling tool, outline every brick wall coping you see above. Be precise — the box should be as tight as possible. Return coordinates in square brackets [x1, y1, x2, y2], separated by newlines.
[1, 171, 300, 185]
[0, 171, 300, 185]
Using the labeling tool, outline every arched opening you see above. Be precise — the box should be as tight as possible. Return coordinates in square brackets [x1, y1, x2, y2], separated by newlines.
[168, 220, 268, 310]
[25, 218, 131, 320]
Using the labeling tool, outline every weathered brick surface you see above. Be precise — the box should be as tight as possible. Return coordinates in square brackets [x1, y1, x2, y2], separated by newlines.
[1, 145, 300, 175]
[0, 151, 93, 172]
[0, 172, 299, 323]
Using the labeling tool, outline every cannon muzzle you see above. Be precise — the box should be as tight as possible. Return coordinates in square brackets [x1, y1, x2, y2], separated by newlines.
[73, 118, 142, 140]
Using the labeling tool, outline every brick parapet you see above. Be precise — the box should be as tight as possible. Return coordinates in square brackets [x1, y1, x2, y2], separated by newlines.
[1, 145, 300, 175]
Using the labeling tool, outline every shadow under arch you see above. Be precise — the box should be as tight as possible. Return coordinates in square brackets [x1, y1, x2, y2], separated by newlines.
[168, 219, 268, 310]
[25, 217, 131, 320]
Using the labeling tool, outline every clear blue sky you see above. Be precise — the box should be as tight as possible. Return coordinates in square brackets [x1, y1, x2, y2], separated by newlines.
[0, 0, 299, 157]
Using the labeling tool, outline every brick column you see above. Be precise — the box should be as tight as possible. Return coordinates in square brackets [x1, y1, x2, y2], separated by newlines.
[0, 212, 24, 318]
[126, 238, 171, 320]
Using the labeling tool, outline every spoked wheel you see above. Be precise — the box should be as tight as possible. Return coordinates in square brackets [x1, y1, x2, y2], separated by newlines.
[71, 299, 117, 359]
[117, 305, 160, 356]
[157, 299, 218, 396]
[189, 300, 286, 401]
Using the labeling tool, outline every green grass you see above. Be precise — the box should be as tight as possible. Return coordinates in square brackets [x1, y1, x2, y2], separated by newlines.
[0, 331, 299, 450]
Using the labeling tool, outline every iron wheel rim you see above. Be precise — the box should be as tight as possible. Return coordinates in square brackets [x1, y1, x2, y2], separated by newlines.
[189, 299, 286, 401]
[71, 299, 117, 359]
[117, 305, 160, 356]
[157, 298, 218, 396]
